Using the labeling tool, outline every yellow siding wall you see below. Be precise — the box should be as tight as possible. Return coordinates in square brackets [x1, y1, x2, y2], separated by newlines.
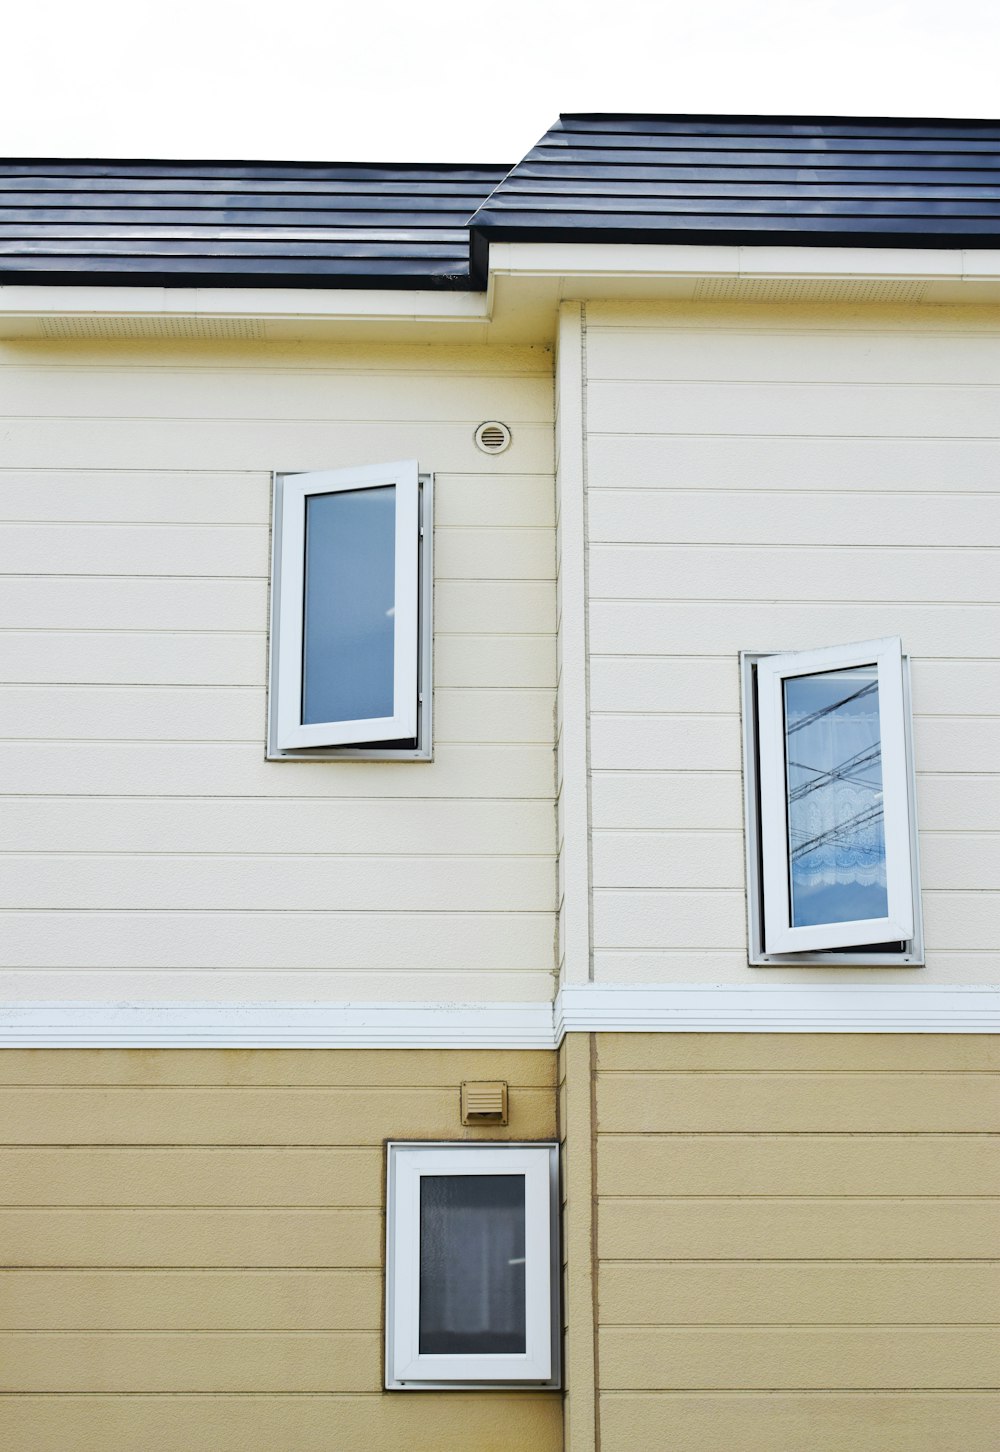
[0, 1047, 562, 1452]
[0, 338, 557, 1008]
[581, 300, 1000, 984]
[594, 1032, 1000, 1451]
[559, 1034, 598, 1452]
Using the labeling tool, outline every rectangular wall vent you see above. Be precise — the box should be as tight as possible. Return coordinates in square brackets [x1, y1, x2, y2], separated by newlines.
[40, 316, 265, 341]
[693, 278, 929, 306]
[461, 1080, 509, 1124]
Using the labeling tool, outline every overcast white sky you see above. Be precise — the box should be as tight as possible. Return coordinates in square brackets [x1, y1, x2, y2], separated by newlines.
[3, 0, 999, 164]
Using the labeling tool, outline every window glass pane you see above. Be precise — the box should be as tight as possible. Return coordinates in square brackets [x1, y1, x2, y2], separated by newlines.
[784, 665, 888, 927]
[302, 486, 395, 724]
[419, 1174, 526, 1356]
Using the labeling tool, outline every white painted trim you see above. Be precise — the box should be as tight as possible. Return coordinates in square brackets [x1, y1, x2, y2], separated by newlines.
[271, 462, 420, 752]
[554, 984, 1000, 1036]
[0, 285, 495, 344]
[741, 650, 924, 968]
[1, 985, 998, 1047]
[757, 637, 913, 954]
[0, 284, 490, 326]
[0, 1002, 554, 1048]
[385, 1142, 559, 1389]
[268, 471, 433, 761]
[488, 241, 1000, 285]
[555, 303, 592, 988]
[7, 241, 1000, 345]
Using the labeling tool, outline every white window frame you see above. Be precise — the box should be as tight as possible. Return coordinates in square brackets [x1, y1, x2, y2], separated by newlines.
[385, 1142, 561, 1391]
[267, 462, 432, 759]
[742, 638, 923, 965]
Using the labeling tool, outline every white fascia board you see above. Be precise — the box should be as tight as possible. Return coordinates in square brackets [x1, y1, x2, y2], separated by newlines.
[0, 283, 490, 338]
[488, 240, 1000, 286]
[2, 986, 998, 1046]
[733, 245, 981, 281]
[491, 241, 741, 280]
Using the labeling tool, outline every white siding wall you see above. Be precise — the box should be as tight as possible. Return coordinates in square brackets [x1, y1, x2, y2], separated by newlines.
[578, 300, 1000, 986]
[0, 339, 557, 1005]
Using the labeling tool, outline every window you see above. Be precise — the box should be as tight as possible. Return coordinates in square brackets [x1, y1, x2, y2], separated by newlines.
[385, 1142, 560, 1389]
[268, 461, 432, 758]
[742, 638, 922, 964]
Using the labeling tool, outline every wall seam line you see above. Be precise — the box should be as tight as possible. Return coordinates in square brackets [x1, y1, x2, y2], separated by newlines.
[590, 1030, 602, 1451]
[582, 303, 595, 986]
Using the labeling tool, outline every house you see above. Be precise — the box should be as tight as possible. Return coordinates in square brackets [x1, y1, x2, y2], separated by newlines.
[0, 114, 998, 1451]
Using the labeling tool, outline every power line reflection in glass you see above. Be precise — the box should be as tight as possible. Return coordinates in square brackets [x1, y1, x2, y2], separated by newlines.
[783, 667, 888, 928]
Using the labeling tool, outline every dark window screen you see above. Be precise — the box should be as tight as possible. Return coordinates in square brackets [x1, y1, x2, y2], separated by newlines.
[302, 486, 395, 725]
[419, 1174, 526, 1355]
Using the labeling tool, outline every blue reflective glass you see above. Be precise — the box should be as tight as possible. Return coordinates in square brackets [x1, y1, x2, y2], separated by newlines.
[784, 666, 888, 928]
[302, 486, 395, 725]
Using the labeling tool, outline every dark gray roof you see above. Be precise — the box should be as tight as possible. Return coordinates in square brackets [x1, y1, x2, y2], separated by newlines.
[5, 117, 1000, 290]
[0, 160, 509, 289]
[470, 113, 1000, 262]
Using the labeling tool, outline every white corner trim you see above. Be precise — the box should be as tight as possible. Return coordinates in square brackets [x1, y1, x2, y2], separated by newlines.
[555, 983, 1000, 1036]
[0, 984, 998, 1047]
[555, 303, 593, 989]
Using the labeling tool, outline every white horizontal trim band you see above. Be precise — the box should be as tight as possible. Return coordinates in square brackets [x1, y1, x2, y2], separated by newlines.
[556, 984, 1000, 1037]
[0, 1002, 554, 1049]
[1, 984, 998, 1047]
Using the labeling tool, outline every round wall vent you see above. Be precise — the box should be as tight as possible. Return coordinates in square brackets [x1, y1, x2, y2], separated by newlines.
[474, 420, 512, 455]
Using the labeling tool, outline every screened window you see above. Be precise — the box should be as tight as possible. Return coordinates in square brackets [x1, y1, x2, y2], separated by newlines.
[385, 1143, 560, 1389]
[268, 462, 432, 758]
[743, 638, 922, 963]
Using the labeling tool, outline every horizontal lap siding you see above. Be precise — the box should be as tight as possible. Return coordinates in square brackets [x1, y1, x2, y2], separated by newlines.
[1, 1396, 561, 1452]
[583, 303, 1000, 984]
[0, 1048, 562, 1452]
[0, 685, 555, 741]
[594, 1032, 1000, 1452]
[0, 341, 557, 1005]
[0, 420, 556, 473]
[0, 1085, 559, 1143]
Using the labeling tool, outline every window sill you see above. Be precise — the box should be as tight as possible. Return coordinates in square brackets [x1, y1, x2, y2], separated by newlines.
[750, 951, 925, 968]
[266, 745, 433, 762]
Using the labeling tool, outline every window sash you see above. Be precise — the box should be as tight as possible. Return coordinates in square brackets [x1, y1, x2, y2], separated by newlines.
[386, 1144, 557, 1387]
[756, 637, 915, 955]
[273, 461, 419, 751]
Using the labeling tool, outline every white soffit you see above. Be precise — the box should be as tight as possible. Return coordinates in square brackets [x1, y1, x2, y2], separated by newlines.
[489, 241, 1000, 308]
[5, 240, 1000, 346]
[0, 285, 492, 344]
[1, 986, 997, 1046]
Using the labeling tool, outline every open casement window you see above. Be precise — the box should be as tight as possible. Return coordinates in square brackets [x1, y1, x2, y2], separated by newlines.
[744, 638, 922, 964]
[385, 1143, 560, 1390]
[268, 462, 432, 758]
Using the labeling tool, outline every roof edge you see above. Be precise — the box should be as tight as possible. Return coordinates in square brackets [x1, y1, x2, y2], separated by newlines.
[0, 157, 513, 172]
[556, 111, 1000, 127]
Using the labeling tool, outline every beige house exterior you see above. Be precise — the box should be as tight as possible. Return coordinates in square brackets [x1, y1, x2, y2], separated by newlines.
[1, 117, 998, 1449]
